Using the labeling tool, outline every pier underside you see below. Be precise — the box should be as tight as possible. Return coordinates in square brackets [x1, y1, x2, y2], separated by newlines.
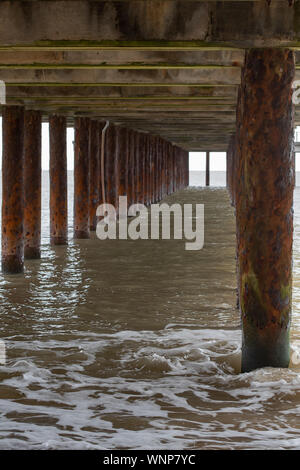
[1, 0, 299, 371]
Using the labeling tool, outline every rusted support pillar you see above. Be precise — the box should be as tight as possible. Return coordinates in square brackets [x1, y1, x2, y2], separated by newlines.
[173, 146, 177, 192]
[125, 128, 131, 207]
[149, 136, 154, 203]
[134, 132, 141, 204]
[168, 143, 173, 194]
[145, 135, 150, 206]
[89, 120, 101, 230]
[237, 49, 295, 372]
[177, 149, 181, 190]
[152, 136, 157, 202]
[104, 124, 117, 208]
[161, 140, 166, 198]
[74, 117, 90, 239]
[186, 150, 189, 187]
[149, 136, 152, 203]
[24, 110, 42, 259]
[157, 138, 162, 201]
[156, 137, 161, 201]
[227, 135, 234, 205]
[165, 142, 169, 195]
[205, 151, 210, 187]
[114, 127, 120, 213]
[154, 136, 158, 202]
[126, 129, 135, 207]
[2, 106, 24, 274]
[49, 115, 67, 245]
[173, 146, 177, 193]
[139, 133, 145, 205]
[180, 150, 184, 190]
[116, 126, 128, 205]
[171, 145, 175, 194]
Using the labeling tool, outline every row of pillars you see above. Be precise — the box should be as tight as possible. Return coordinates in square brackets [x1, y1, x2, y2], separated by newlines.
[227, 48, 294, 372]
[1, 106, 189, 274]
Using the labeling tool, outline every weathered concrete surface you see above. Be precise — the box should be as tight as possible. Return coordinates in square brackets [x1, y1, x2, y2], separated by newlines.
[0, 1, 297, 47]
[236, 49, 295, 372]
[1, 2, 300, 150]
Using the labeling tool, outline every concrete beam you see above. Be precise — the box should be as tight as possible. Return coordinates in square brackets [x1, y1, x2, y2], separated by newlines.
[0, 49, 244, 67]
[0, 67, 241, 84]
[6, 84, 239, 99]
[0, 1, 298, 48]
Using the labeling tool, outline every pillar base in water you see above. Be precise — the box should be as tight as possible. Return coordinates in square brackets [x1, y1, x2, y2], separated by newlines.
[24, 247, 41, 260]
[74, 230, 90, 239]
[242, 323, 290, 372]
[236, 49, 294, 372]
[2, 255, 23, 274]
[51, 236, 68, 246]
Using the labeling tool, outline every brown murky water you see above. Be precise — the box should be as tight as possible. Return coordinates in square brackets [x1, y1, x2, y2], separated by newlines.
[0, 174, 299, 449]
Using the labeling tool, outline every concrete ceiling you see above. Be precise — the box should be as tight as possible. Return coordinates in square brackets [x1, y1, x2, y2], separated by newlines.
[2, 0, 300, 150]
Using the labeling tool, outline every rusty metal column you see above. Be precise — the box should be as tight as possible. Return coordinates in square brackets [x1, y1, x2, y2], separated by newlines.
[157, 138, 162, 201]
[116, 126, 127, 206]
[149, 136, 153, 203]
[161, 140, 166, 199]
[237, 49, 295, 372]
[186, 150, 189, 187]
[2, 106, 24, 274]
[89, 120, 101, 231]
[24, 110, 41, 259]
[139, 133, 145, 205]
[165, 142, 169, 195]
[125, 128, 131, 207]
[170, 145, 175, 194]
[126, 129, 135, 207]
[145, 135, 150, 206]
[167, 143, 172, 195]
[153, 136, 157, 202]
[74, 117, 90, 239]
[104, 124, 117, 208]
[227, 134, 235, 206]
[176, 147, 180, 191]
[205, 151, 210, 187]
[155, 137, 160, 201]
[49, 115, 67, 245]
[173, 146, 178, 193]
[134, 132, 141, 204]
